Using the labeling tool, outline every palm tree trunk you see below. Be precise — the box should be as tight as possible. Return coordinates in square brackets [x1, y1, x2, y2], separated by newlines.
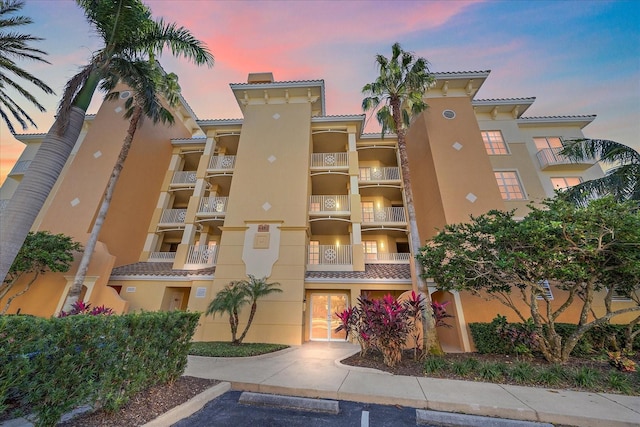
[237, 302, 258, 344]
[392, 102, 442, 356]
[62, 106, 142, 312]
[0, 107, 86, 283]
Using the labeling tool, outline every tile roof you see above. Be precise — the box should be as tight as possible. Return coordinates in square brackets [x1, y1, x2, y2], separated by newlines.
[305, 263, 411, 281]
[110, 262, 215, 278]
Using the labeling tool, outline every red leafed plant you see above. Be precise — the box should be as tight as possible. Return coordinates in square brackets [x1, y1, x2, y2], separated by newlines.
[58, 300, 114, 317]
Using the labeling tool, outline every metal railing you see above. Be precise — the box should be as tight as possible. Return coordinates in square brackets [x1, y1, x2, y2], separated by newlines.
[362, 207, 406, 223]
[186, 245, 218, 266]
[198, 196, 228, 214]
[171, 171, 198, 185]
[359, 167, 400, 181]
[9, 160, 31, 175]
[311, 152, 349, 168]
[308, 244, 352, 265]
[365, 253, 411, 264]
[208, 155, 236, 170]
[309, 195, 350, 213]
[536, 148, 595, 169]
[148, 251, 177, 262]
[159, 209, 187, 224]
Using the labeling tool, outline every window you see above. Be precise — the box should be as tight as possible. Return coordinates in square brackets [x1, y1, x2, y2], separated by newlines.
[359, 168, 371, 181]
[534, 137, 563, 150]
[362, 201, 374, 222]
[536, 280, 554, 300]
[363, 241, 378, 261]
[309, 201, 320, 212]
[551, 177, 582, 190]
[308, 241, 319, 264]
[481, 131, 509, 155]
[494, 171, 525, 200]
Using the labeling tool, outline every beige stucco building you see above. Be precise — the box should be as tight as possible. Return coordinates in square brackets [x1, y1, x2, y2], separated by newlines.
[2, 69, 626, 351]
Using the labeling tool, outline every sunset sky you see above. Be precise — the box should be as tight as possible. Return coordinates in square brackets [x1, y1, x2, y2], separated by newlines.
[1, 0, 638, 184]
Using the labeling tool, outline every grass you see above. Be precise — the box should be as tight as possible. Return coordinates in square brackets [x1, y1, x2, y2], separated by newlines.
[189, 341, 289, 357]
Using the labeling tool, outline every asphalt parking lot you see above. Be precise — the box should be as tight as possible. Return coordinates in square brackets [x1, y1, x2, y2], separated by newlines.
[172, 390, 419, 427]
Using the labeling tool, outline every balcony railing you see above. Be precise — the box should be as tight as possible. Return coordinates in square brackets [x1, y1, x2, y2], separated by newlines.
[159, 209, 187, 225]
[148, 251, 177, 262]
[311, 152, 349, 168]
[171, 171, 198, 185]
[197, 196, 228, 215]
[309, 195, 350, 214]
[308, 244, 352, 266]
[186, 245, 218, 266]
[362, 207, 406, 224]
[365, 253, 411, 264]
[208, 155, 236, 171]
[359, 167, 400, 182]
[9, 160, 31, 176]
[536, 148, 596, 170]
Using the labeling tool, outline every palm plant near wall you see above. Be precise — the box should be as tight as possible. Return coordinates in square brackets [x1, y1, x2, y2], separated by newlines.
[0, 0, 54, 133]
[0, 0, 213, 283]
[558, 138, 640, 205]
[62, 61, 183, 312]
[362, 42, 442, 355]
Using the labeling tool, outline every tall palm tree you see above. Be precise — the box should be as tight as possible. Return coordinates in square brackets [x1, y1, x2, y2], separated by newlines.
[558, 139, 640, 205]
[236, 275, 282, 343]
[0, 0, 213, 283]
[62, 61, 183, 312]
[362, 42, 442, 355]
[0, 0, 54, 133]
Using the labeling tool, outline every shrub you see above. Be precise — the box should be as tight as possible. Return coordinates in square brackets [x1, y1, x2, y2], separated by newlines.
[608, 351, 637, 372]
[478, 362, 503, 381]
[608, 371, 633, 394]
[423, 356, 449, 374]
[0, 311, 200, 426]
[509, 362, 537, 383]
[573, 367, 600, 388]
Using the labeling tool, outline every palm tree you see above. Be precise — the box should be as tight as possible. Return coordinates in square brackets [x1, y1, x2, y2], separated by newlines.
[362, 42, 442, 355]
[558, 139, 640, 205]
[0, 0, 213, 283]
[0, 0, 54, 133]
[62, 61, 183, 312]
[236, 275, 282, 343]
[206, 281, 249, 344]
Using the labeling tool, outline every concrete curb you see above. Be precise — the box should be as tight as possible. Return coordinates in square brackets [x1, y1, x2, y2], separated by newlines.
[416, 409, 554, 427]
[142, 382, 231, 427]
[239, 392, 340, 414]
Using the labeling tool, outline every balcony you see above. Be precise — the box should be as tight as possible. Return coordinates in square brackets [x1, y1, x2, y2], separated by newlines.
[536, 148, 596, 170]
[197, 196, 228, 217]
[158, 209, 187, 226]
[310, 152, 349, 169]
[309, 195, 350, 216]
[170, 171, 198, 186]
[148, 251, 177, 262]
[359, 167, 400, 182]
[185, 244, 218, 268]
[208, 155, 236, 171]
[362, 207, 406, 227]
[8, 160, 31, 176]
[307, 244, 352, 271]
[365, 252, 411, 264]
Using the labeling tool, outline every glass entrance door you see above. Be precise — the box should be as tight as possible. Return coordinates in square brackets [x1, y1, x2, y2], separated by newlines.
[310, 293, 348, 341]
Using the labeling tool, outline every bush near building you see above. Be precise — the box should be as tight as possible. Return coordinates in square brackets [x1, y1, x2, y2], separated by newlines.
[0, 310, 200, 427]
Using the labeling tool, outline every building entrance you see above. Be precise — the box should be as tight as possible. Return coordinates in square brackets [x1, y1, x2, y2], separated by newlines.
[309, 293, 348, 341]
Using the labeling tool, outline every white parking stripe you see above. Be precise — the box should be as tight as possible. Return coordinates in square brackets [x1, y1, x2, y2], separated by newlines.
[361, 410, 369, 427]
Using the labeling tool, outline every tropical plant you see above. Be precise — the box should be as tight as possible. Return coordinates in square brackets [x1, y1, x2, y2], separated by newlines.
[57, 299, 113, 317]
[362, 42, 441, 355]
[0, 0, 213, 285]
[558, 138, 640, 205]
[418, 196, 640, 363]
[0, 0, 54, 133]
[206, 276, 281, 344]
[62, 63, 185, 312]
[1, 231, 81, 314]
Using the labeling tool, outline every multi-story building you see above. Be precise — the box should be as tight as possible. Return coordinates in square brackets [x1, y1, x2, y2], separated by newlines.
[1, 70, 617, 351]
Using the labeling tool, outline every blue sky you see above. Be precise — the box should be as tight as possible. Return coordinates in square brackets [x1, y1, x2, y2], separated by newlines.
[1, 0, 638, 182]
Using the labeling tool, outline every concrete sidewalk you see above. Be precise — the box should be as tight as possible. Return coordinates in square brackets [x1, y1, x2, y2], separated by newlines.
[183, 341, 640, 427]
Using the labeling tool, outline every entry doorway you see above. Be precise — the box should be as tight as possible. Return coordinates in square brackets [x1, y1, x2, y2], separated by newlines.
[309, 293, 348, 341]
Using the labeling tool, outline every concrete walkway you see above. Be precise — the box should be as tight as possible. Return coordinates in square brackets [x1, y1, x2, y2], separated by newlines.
[184, 341, 640, 427]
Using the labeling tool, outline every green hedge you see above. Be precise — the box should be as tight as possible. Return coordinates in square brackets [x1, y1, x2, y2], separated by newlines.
[0, 311, 200, 427]
[469, 321, 640, 355]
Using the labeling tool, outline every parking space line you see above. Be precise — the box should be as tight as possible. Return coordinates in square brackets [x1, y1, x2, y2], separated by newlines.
[361, 410, 369, 427]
